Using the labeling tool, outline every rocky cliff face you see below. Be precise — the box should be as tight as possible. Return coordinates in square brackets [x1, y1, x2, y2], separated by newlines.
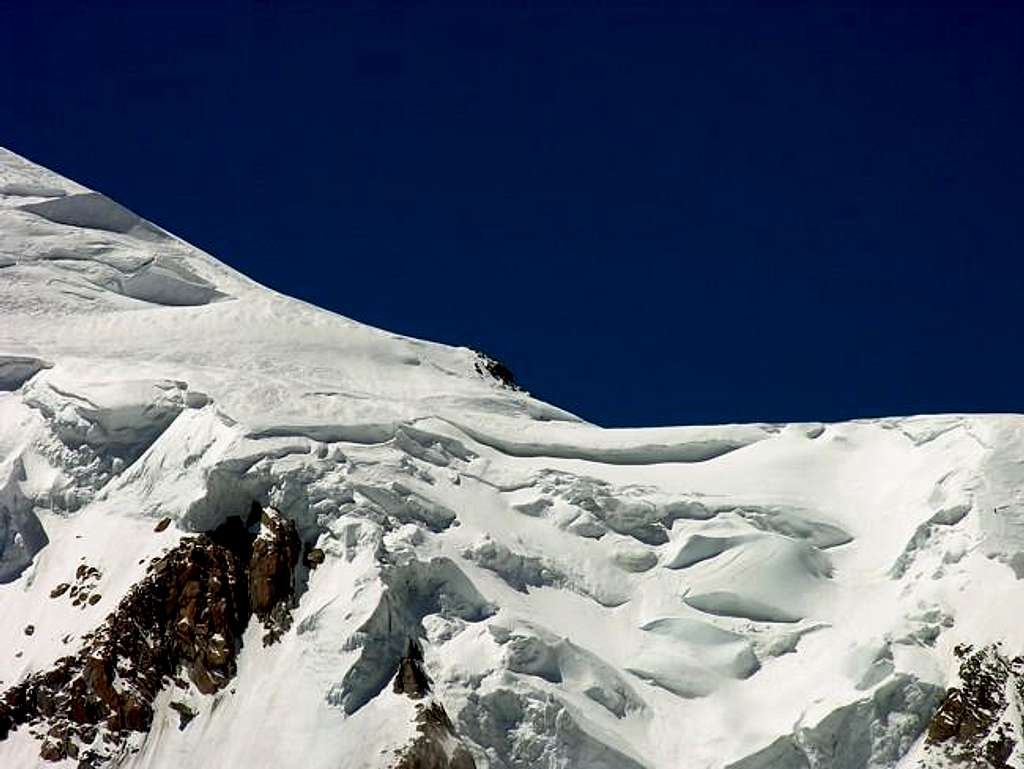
[0, 504, 300, 766]
[922, 645, 1024, 769]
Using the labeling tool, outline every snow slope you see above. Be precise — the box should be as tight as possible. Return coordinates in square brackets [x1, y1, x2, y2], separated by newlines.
[1, 146, 1022, 769]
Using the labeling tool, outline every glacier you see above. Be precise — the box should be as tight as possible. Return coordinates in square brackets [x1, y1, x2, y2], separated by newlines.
[0, 146, 1022, 768]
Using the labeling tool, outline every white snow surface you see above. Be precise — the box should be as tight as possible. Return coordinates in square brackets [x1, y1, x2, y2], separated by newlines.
[1, 146, 1022, 769]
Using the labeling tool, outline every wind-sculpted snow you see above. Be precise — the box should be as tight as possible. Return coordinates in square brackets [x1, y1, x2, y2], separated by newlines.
[665, 532, 753, 569]
[462, 538, 567, 593]
[680, 533, 836, 623]
[625, 617, 760, 698]
[0, 210, 230, 310]
[0, 148, 85, 198]
[22, 375, 204, 461]
[335, 556, 494, 716]
[2, 147, 1024, 769]
[489, 619, 645, 717]
[457, 686, 648, 769]
[0, 355, 51, 391]
[19, 192, 165, 238]
[506, 469, 718, 545]
[726, 674, 944, 769]
[455, 421, 777, 465]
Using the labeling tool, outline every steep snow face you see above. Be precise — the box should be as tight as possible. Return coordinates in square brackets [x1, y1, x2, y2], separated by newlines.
[1, 147, 1023, 769]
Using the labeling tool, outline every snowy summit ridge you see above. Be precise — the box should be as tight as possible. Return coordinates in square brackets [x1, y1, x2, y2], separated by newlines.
[0, 147, 1022, 769]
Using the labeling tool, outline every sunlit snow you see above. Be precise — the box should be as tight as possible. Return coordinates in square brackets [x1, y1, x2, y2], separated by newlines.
[1, 147, 1022, 768]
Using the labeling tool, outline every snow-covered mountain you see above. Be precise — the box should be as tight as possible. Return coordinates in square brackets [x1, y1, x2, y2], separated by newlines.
[0, 146, 1022, 769]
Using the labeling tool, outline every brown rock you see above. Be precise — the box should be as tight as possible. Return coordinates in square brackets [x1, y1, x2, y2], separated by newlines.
[50, 583, 70, 599]
[154, 517, 172, 533]
[39, 737, 66, 762]
[304, 547, 325, 568]
[168, 701, 196, 730]
[0, 505, 310, 765]
[393, 638, 431, 699]
[926, 644, 1024, 769]
[23, 625, 34, 637]
[248, 508, 300, 619]
[394, 702, 478, 769]
[0, 513, 261, 764]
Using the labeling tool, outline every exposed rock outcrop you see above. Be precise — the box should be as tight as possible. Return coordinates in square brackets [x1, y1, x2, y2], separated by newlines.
[923, 644, 1024, 768]
[0, 503, 302, 765]
[391, 638, 477, 769]
[168, 701, 196, 731]
[248, 506, 301, 645]
[303, 545, 325, 569]
[473, 352, 520, 391]
[395, 702, 478, 769]
[393, 639, 432, 699]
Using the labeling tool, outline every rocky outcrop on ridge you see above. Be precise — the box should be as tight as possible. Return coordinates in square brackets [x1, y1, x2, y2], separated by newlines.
[473, 352, 520, 391]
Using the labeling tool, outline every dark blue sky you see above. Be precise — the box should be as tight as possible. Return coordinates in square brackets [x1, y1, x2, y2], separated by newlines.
[3, 2, 1022, 427]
